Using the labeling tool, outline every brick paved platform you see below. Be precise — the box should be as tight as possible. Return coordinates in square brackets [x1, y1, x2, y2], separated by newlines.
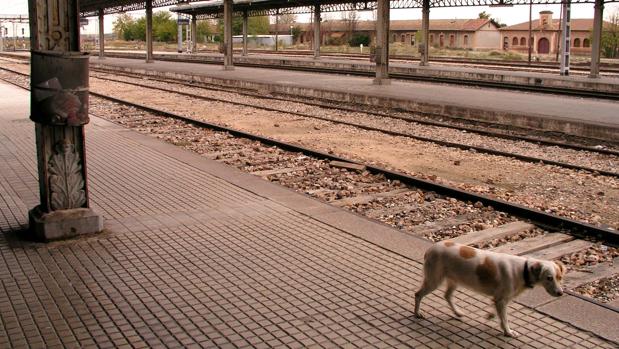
[1, 80, 617, 348]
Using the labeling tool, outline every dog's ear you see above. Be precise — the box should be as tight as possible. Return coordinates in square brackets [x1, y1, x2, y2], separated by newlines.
[554, 261, 566, 279]
[531, 262, 543, 281]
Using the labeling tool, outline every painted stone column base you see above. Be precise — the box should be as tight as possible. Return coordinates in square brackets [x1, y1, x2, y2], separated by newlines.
[28, 206, 104, 241]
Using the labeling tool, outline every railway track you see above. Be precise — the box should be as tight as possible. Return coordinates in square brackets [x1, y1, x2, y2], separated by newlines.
[86, 71, 619, 179]
[88, 51, 619, 100]
[221, 48, 619, 75]
[1, 63, 618, 308]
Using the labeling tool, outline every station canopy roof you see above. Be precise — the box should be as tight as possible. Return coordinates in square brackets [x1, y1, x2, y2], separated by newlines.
[81, 0, 616, 18]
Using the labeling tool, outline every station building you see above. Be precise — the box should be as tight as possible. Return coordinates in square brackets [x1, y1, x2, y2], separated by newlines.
[499, 11, 607, 55]
[272, 19, 501, 50]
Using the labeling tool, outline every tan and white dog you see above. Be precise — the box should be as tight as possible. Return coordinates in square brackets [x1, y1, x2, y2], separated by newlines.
[414, 240, 566, 337]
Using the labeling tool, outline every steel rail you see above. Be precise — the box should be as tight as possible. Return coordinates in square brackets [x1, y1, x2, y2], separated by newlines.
[0, 62, 619, 158]
[2, 70, 616, 244]
[91, 68, 619, 155]
[4, 73, 619, 314]
[87, 92, 619, 246]
[90, 73, 619, 178]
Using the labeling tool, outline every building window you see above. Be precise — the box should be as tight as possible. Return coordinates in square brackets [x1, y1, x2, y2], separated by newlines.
[393, 34, 397, 42]
[401, 34, 405, 43]
[520, 37, 526, 46]
[439, 34, 444, 47]
[512, 37, 519, 46]
[449, 34, 455, 47]
[573, 38, 580, 47]
[583, 38, 590, 48]
[463, 35, 468, 46]
[430, 34, 434, 45]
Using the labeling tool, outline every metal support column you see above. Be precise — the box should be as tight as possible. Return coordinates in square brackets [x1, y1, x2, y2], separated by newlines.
[420, 0, 430, 66]
[373, 0, 390, 84]
[528, 0, 532, 64]
[98, 9, 105, 59]
[559, 0, 571, 75]
[589, 0, 604, 78]
[27, 0, 103, 241]
[275, 10, 279, 51]
[242, 10, 248, 56]
[146, 0, 154, 62]
[223, 0, 234, 70]
[177, 14, 183, 53]
[191, 15, 197, 53]
[313, 4, 320, 59]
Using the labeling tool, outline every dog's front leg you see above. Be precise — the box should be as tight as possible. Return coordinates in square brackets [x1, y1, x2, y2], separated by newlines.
[494, 298, 517, 338]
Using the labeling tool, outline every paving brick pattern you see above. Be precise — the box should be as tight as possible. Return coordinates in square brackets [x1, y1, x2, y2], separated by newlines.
[0, 85, 615, 348]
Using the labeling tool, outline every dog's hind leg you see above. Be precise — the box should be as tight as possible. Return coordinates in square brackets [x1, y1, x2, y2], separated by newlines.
[444, 280, 463, 318]
[414, 275, 443, 319]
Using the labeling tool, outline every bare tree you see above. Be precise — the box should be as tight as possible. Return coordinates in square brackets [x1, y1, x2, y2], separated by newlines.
[601, 10, 619, 58]
[340, 11, 359, 41]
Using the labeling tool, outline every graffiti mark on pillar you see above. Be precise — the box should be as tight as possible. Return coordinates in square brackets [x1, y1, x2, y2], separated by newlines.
[48, 140, 86, 210]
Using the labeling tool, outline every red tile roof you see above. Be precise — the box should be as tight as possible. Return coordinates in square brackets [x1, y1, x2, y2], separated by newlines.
[273, 19, 497, 32]
[500, 18, 610, 31]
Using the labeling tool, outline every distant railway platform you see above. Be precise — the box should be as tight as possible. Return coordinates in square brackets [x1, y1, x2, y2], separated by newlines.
[1, 80, 618, 348]
[91, 49, 619, 95]
[77, 52, 619, 142]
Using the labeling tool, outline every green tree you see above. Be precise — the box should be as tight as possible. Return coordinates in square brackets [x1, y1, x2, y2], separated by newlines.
[112, 13, 136, 40]
[196, 20, 213, 43]
[217, 16, 270, 36]
[152, 11, 177, 42]
[478, 11, 490, 20]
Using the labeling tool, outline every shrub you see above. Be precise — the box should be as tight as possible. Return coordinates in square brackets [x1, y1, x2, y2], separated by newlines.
[348, 33, 370, 47]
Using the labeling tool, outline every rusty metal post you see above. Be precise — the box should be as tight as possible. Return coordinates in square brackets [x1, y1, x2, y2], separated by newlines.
[242, 10, 248, 56]
[27, 0, 103, 241]
[589, 0, 604, 78]
[420, 0, 430, 66]
[223, 0, 234, 70]
[373, 0, 390, 85]
[98, 9, 105, 59]
[313, 4, 321, 59]
[146, 0, 154, 62]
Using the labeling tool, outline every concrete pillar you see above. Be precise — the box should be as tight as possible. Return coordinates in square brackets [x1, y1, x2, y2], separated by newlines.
[589, 0, 604, 78]
[177, 14, 183, 53]
[146, 0, 154, 62]
[191, 15, 197, 53]
[98, 9, 104, 59]
[420, 0, 430, 66]
[242, 10, 248, 56]
[373, 0, 390, 85]
[223, 0, 234, 70]
[559, 0, 571, 75]
[313, 4, 320, 59]
[27, 0, 103, 241]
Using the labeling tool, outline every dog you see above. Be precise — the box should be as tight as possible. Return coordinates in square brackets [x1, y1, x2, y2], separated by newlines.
[414, 240, 566, 337]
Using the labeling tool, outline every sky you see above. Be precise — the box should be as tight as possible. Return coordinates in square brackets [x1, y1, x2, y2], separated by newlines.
[1, 0, 618, 36]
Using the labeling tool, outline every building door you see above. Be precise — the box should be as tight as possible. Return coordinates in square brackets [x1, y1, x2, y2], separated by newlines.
[537, 38, 550, 54]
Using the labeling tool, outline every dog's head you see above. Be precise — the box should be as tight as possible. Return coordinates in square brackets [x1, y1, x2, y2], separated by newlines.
[530, 260, 566, 297]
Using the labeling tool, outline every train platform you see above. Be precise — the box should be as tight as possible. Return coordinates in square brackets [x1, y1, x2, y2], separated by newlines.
[2, 81, 619, 348]
[97, 49, 619, 95]
[88, 53, 619, 143]
[3, 50, 618, 141]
